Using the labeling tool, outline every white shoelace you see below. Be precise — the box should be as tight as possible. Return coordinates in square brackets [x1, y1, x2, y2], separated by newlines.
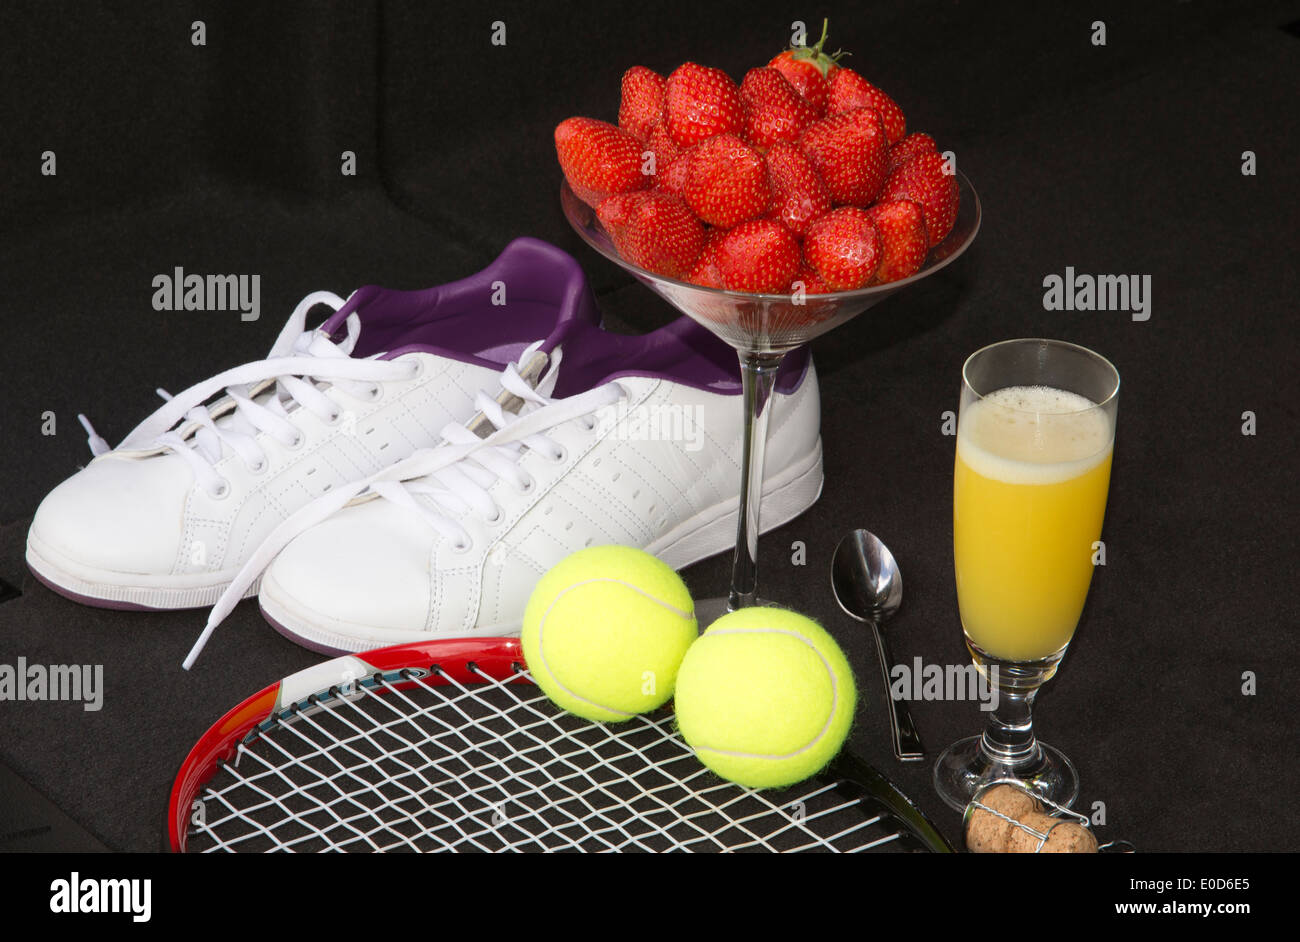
[183, 342, 627, 669]
[80, 291, 416, 497]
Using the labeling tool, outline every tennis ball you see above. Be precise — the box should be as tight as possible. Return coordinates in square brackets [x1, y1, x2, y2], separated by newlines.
[521, 545, 698, 723]
[674, 607, 857, 789]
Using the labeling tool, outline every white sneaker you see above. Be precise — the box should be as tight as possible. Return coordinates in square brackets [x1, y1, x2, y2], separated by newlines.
[190, 316, 822, 659]
[27, 238, 602, 610]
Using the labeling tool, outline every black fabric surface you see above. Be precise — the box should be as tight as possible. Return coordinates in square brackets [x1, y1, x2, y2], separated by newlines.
[1, 1, 1296, 853]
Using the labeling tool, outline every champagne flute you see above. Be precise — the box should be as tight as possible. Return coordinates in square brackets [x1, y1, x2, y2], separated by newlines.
[933, 338, 1119, 811]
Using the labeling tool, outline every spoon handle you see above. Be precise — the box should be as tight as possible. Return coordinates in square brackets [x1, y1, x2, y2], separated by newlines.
[870, 620, 926, 761]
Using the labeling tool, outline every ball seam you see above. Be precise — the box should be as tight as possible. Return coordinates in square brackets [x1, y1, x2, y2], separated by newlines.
[536, 577, 696, 718]
[684, 627, 843, 761]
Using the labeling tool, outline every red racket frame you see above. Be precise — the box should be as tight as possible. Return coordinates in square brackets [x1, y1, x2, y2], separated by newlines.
[167, 637, 526, 852]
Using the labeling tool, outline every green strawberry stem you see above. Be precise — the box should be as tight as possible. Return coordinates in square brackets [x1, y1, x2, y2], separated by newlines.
[790, 18, 846, 74]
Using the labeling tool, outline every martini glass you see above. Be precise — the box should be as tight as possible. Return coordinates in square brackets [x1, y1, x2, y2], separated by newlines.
[562, 173, 980, 625]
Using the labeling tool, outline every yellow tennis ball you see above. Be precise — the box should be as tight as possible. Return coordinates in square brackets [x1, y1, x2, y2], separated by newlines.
[521, 545, 698, 723]
[674, 607, 857, 789]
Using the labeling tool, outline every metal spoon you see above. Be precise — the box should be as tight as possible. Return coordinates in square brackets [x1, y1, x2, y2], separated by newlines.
[832, 530, 926, 762]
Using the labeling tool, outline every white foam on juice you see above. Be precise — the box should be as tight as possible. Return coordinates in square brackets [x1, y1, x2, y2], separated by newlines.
[957, 385, 1113, 485]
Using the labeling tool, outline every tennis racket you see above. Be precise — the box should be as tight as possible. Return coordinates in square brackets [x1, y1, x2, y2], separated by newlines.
[168, 637, 953, 853]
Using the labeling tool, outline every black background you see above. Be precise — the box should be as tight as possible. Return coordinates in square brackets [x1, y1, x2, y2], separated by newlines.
[1, 0, 1296, 857]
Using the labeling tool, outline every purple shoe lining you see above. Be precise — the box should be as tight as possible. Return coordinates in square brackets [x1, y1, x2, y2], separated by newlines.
[322, 235, 809, 399]
[320, 236, 602, 369]
[548, 316, 811, 400]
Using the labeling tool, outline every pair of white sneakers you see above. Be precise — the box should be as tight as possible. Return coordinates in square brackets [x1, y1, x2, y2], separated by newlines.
[27, 239, 823, 664]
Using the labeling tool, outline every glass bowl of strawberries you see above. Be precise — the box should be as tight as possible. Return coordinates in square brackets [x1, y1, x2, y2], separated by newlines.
[557, 21, 980, 620]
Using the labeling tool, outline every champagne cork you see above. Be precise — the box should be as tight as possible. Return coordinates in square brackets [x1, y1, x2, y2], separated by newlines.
[964, 783, 1099, 853]
[965, 784, 1038, 853]
[1039, 820, 1098, 853]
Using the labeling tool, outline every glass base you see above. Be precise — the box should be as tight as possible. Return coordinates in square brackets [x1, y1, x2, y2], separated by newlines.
[933, 734, 1079, 813]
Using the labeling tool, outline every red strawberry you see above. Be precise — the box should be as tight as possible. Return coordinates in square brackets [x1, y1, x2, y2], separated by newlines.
[879, 151, 958, 247]
[664, 63, 745, 148]
[740, 67, 816, 150]
[655, 149, 692, 194]
[714, 219, 801, 293]
[555, 117, 648, 208]
[866, 199, 928, 283]
[618, 66, 666, 141]
[803, 207, 882, 290]
[645, 122, 682, 173]
[887, 132, 937, 172]
[799, 107, 888, 206]
[687, 229, 726, 288]
[683, 134, 771, 228]
[793, 264, 831, 296]
[826, 68, 906, 144]
[597, 191, 704, 280]
[764, 142, 831, 235]
[767, 19, 842, 117]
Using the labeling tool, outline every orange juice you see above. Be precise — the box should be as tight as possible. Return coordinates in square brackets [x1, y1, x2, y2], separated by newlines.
[953, 386, 1113, 661]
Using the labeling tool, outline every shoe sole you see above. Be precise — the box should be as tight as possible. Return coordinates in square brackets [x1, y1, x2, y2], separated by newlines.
[260, 438, 825, 655]
[25, 533, 258, 611]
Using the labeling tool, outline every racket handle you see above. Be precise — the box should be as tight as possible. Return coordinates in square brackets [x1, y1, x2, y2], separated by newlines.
[964, 784, 1098, 853]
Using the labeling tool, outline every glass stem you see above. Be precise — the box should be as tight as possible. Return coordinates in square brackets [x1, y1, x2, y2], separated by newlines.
[728, 350, 785, 611]
[979, 686, 1043, 768]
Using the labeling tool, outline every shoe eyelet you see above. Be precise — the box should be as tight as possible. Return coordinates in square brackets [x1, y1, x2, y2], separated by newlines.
[517, 476, 536, 495]
[208, 480, 231, 500]
[581, 416, 597, 432]
[485, 508, 502, 524]
[327, 410, 343, 426]
[451, 535, 474, 554]
[287, 432, 306, 450]
[366, 384, 383, 402]
[247, 457, 268, 475]
[406, 358, 425, 379]
[549, 446, 568, 464]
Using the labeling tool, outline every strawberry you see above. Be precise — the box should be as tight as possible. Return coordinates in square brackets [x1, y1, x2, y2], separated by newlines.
[799, 107, 888, 206]
[655, 149, 692, 194]
[664, 63, 745, 148]
[645, 122, 682, 174]
[597, 191, 704, 280]
[803, 206, 882, 290]
[826, 68, 906, 144]
[739, 67, 816, 150]
[687, 229, 726, 288]
[866, 199, 928, 283]
[763, 141, 831, 235]
[768, 19, 841, 117]
[887, 132, 937, 172]
[618, 66, 666, 141]
[555, 117, 648, 208]
[714, 219, 801, 293]
[879, 151, 958, 247]
[793, 264, 831, 296]
[683, 134, 771, 228]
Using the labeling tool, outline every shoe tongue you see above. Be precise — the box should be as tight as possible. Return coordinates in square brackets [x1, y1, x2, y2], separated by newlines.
[466, 348, 553, 439]
[317, 289, 372, 338]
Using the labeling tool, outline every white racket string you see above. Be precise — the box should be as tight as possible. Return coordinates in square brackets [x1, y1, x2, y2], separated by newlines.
[186, 664, 908, 853]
